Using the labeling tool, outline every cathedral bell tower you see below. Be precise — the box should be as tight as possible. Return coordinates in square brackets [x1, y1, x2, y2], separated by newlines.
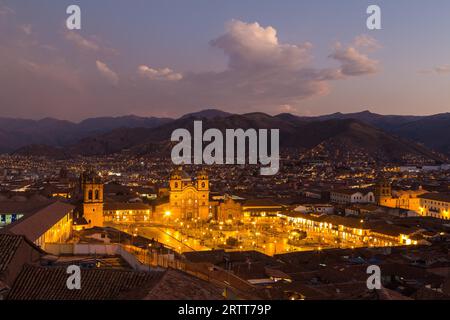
[81, 170, 104, 227]
[375, 178, 392, 205]
[196, 170, 209, 191]
[169, 168, 182, 191]
[196, 170, 210, 220]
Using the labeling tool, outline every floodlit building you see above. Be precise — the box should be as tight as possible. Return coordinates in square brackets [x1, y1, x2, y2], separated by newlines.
[81, 171, 104, 228]
[156, 168, 210, 220]
[103, 202, 152, 223]
[0, 201, 75, 250]
[213, 194, 243, 221]
[330, 189, 375, 204]
[242, 199, 284, 218]
[418, 193, 450, 219]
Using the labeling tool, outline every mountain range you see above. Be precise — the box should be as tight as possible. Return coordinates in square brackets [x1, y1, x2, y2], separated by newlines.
[4, 109, 450, 163]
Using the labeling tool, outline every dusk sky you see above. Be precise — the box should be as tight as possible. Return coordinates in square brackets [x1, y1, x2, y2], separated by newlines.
[1, 0, 450, 120]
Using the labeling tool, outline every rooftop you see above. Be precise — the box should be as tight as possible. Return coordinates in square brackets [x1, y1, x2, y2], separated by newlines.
[418, 193, 450, 203]
[7, 265, 224, 300]
[0, 201, 75, 242]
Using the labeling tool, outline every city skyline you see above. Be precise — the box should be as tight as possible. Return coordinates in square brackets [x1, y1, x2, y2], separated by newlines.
[2, 0, 450, 304]
[2, 0, 450, 120]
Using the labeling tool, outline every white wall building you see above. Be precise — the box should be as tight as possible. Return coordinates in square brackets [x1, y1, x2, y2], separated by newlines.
[418, 193, 450, 219]
[331, 189, 375, 204]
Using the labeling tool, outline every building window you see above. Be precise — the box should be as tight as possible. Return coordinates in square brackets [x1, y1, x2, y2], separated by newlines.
[201, 182, 206, 188]
[88, 190, 93, 200]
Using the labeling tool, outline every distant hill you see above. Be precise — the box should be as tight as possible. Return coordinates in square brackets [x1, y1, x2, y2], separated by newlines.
[276, 110, 423, 130]
[0, 115, 172, 153]
[12, 144, 68, 159]
[65, 112, 447, 163]
[275, 110, 450, 156]
[392, 113, 450, 157]
[179, 109, 232, 120]
[5, 109, 450, 162]
[77, 115, 172, 133]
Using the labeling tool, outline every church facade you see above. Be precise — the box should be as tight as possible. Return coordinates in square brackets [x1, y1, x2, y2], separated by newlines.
[156, 168, 211, 221]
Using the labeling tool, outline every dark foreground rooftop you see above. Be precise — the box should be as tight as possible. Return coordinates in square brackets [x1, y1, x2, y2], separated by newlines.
[7, 265, 225, 300]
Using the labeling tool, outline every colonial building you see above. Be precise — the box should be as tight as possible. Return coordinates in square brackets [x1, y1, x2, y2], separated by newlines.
[330, 189, 375, 204]
[375, 179, 429, 214]
[213, 195, 242, 221]
[280, 211, 420, 247]
[242, 199, 284, 218]
[104, 202, 152, 223]
[379, 188, 428, 213]
[0, 201, 75, 250]
[418, 193, 450, 219]
[156, 168, 210, 220]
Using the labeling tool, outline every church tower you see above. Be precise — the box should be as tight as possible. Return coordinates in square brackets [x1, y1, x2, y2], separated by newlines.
[168, 167, 184, 219]
[196, 170, 210, 220]
[81, 171, 104, 227]
[169, 168, 182, 191]
[375, 178, 392, 205]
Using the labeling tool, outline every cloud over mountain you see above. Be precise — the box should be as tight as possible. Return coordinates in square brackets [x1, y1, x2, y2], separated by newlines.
[96, 60, 119, 85]
[0, 16, 380, 119]
[138, 65, 183, 81]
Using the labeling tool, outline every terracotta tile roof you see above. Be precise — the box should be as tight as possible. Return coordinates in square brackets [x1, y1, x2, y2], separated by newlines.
[143, 269, 225, 300]
[418, 192, 450, 203]
[0, 200, 53, 214]
[243, 199, 283, 208]
[0, 234, 23, 273]
[7, 265, 225, 300]
[7, 265, 164, 300]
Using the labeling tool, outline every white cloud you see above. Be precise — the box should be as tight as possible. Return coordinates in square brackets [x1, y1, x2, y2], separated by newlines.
[65, 32, 100, 51]
[125, 21, 381, 115]
[330, 40, 379, 76]
[210, 20, 312, 71]
[353, 34, 381, 50]
[96, 60, 119, 85]
[138, 65, 183, 81]
[278, 104, 298, 113]
[0, 17, 382, 118]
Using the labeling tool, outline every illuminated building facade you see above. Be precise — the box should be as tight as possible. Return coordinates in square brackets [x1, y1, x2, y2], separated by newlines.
[242, 199, 284, 218]
[376, 180, 428, 214]
[214, 195, 242, 221]
[0, 201, 74, 250]
[280, 211, 419, 247]
[157, 168, 210, 220]
[418, 193, 450, 219]
[331, 189, 376, 204]
[81, 171, 104, 228]
[104, 202, 152, 223]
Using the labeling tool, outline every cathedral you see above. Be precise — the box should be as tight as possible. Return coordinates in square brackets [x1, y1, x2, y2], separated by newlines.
[157, 167, 210, 220]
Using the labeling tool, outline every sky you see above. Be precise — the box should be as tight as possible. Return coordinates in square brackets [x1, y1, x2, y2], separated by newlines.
[1, 0, 450, 121]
